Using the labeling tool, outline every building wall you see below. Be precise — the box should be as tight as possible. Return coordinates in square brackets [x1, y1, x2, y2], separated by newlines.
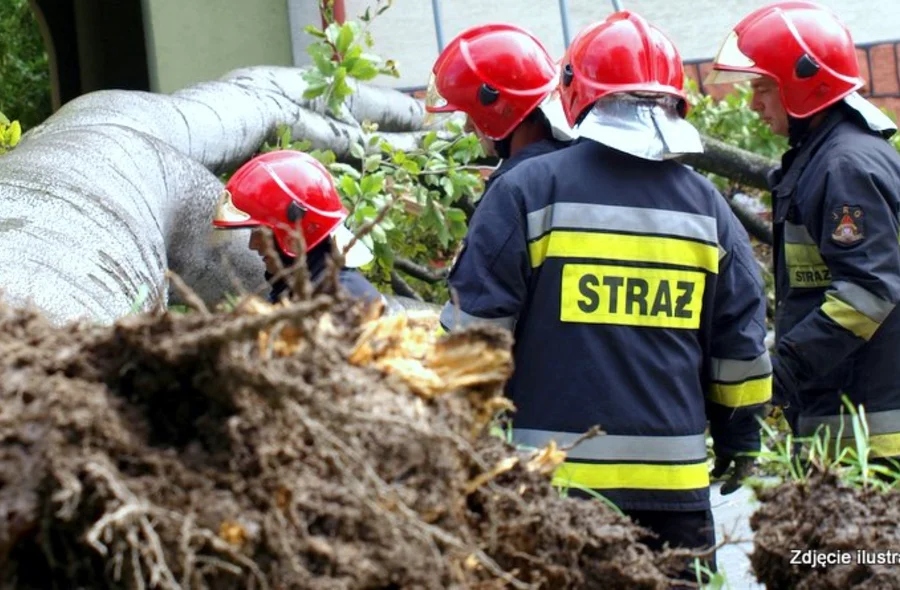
[341, 0, 900, 91]
[141, 0, 294, 94]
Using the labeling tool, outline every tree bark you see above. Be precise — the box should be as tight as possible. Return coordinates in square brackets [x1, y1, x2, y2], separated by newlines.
[682, 136, 778, 192]
[0, 64, 783, 323]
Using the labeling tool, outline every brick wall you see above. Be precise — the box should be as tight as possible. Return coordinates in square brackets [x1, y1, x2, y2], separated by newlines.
[685, 40, 900, 118]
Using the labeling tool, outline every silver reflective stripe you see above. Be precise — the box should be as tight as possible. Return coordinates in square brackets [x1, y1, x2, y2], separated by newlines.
[525, 202, 718, 244]
[710, 353, 772, 383]
[784, 221, 816, 244]
[798, 408, 900, 437]
[439, 302, 516, 332]
[831, 280, 895, 322]
[512, 429, 708, 462]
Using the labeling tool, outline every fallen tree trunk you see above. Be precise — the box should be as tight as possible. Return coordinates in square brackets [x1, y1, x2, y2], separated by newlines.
[0, 63, 780, 323]
[0, 67, 444, 324]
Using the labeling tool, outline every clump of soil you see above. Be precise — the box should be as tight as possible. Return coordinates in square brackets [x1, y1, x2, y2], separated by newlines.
[0, 273, 686, 589]
[750, 471, 900, 589]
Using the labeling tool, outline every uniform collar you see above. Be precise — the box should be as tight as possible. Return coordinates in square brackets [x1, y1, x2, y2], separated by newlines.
[770, 107, 846, 197]
[489, 138, 570, 182]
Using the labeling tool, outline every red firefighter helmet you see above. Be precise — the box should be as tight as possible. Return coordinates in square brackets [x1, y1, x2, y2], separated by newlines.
[213, 150, 347, 257]
[559, 11, 688, 128]
[705, 1, 864, 118]
[425, 23, 559, 140]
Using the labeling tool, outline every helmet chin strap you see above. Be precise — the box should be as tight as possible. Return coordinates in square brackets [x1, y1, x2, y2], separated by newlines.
[491, 109, 555, 160]
[493, 136, 512, 160]
[787, 115, 814, 147]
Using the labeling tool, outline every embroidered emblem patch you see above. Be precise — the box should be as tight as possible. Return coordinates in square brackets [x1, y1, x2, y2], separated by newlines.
[830, 205, 865, 246]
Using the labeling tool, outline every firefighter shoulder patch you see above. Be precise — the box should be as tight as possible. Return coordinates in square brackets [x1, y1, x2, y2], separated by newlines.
[830, 205, 865, 246]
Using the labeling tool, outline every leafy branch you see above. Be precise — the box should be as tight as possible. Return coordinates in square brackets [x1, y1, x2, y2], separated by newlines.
[302, 0, 398, 117]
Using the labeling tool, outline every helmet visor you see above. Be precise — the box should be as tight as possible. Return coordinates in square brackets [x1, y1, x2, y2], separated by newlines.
[212, 189, 254, 227]
[423, 71, 459, 128]
[704, 31, 761, 85]
[424, 71, 450, 112]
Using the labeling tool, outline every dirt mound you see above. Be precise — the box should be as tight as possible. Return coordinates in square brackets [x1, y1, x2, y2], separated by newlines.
[750, 472, 900, 589]
[0, 275, 685, 589]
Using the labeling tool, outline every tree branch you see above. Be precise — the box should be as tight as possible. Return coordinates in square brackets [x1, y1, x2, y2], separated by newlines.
[724, 195, 773, 245]
[390, 271, 424, 301]
[394, 257, 448, 283]
[685, 135, 778, 191]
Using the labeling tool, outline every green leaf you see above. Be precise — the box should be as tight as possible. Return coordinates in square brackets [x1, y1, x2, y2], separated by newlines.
[350, 141, 366, 160]
[446, 207, 468, 238]
[315, 149, 337, 165]
[330, 162, 361, 178]
[371, 224, 387, 243]
[446, 208, 467, 223]
[303, 24, 326, 38]
[364, 154, 382, 172]
[307, 43, 336, 76]
[445, 120, 463, 134]
[368, 134, 381, 147]
[360, 171, 385, 195]
[422, 131, 438, 149]
[333, 67, 352, 101]
[355, 204, 378, 219]
[341, 44, 362, 71]
[278, 125, 291, 148]
[440, 176, 455, 198]
[325, 22, 341, 46]
[302, 83, 328, 100]
[339, 175, 361, 196]
[336, 23, 355, 55]
[402, 159, 421, 175]
[349, 60, 379, 81]
[429, 140, 451, 152]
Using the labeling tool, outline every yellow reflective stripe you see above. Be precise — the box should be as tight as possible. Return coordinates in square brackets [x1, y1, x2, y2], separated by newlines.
[529, 231, 719, 273]
[837, 433, 900, 458]
[785, 243, 831, 288]
[785, 243, 826, 265]
[551, 461, 710, 491]
[821, 293, 880, 340]
[708, 375, 772, 407]
[869, 434, 900, 457]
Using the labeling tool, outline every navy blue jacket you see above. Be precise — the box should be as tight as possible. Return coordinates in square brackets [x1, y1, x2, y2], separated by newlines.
[267, 240, 381, 305]
[441, 140, 771, 511]
[771, 107, 900, 458]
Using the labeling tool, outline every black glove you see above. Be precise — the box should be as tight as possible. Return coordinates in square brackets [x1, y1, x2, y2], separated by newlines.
[711, 455, 755, 495]
[771, 350, 807, 410]
[772, 367, 789, 407]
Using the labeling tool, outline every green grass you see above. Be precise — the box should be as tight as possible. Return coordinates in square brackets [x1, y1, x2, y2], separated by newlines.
[695, 559, 731, 589]
[749, 397, 900, 491]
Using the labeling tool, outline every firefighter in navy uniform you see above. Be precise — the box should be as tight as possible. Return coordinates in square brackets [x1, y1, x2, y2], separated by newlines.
[424, 24, 575, 196]
[707, 1, 900, 460]
[439, 11, 771, 571]
[213, 150, 382, 304]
